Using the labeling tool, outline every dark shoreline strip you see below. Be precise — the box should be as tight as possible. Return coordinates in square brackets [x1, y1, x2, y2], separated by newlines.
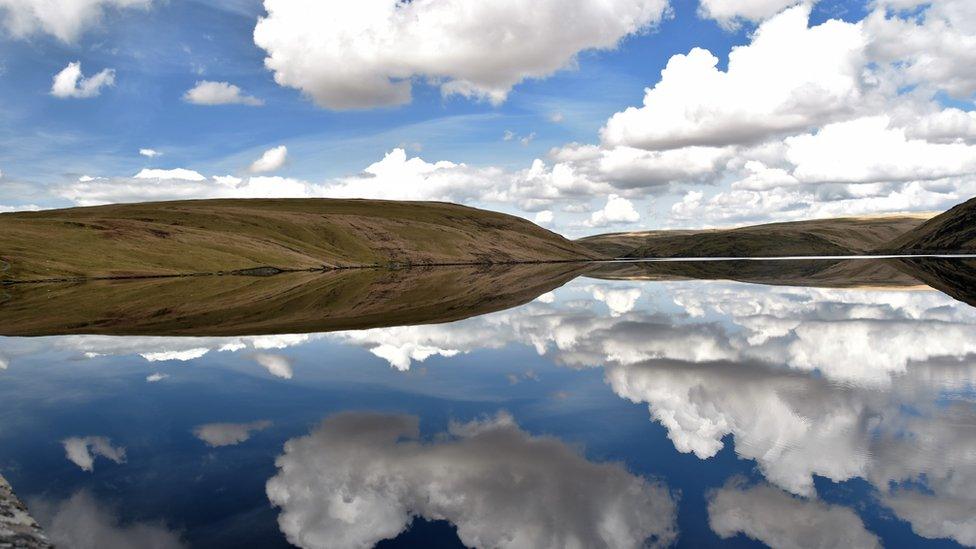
[0, 258, 593, 286]
[3, 253, 975, 286]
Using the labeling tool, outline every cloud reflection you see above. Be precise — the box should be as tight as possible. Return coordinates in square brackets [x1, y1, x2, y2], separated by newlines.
[30, 490, 185, 549]
[266, 412, 677, 549]
[61, 436, 126, 472]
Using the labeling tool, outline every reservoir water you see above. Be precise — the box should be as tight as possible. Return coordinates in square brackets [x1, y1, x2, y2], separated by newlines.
[1, 259, 975, 548]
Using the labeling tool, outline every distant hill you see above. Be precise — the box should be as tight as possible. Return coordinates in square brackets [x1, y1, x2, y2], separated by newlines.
[880, 196, 976, 254]
[578, 216, 931, 258]
[0, 199, 597, 282]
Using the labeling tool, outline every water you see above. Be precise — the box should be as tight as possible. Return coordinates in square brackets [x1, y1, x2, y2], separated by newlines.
[1, 260, 975, 548]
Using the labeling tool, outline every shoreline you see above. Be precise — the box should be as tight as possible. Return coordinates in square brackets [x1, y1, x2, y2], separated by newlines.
[2, 253, 975, 286]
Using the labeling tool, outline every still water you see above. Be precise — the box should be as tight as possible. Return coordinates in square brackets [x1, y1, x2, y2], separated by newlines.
[1, 260, 975, 548]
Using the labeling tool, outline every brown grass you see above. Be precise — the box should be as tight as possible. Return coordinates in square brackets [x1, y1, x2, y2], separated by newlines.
[0, 198, 598, 282]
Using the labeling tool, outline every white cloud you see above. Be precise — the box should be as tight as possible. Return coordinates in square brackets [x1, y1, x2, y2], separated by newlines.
[534, 210, 554, 225]
[730, 160, 799, 191]
[698, 0, 811, 29]
[30, 491, 185, 549]
[139, 148, 161, 158]
[193, 420, 271, 447]
[0, 0, 151, 43]
[182, 80, 263, 106]
[601, 6, 866, 150]
[133, 168, 205, 181]
[249, 145, 288, 173]
[61, 436, 126, 472]
[253, 0, 669, 109]
[864, 0, 976, 99]
[786, 116, 976, 184]
[906, 108, 976, 143]
[266, 412, 677, 549]
[708, 480, 881, 548]
[586, 194, 640, 227]
[58, 168, 311, 206]
[50, 61, 115, 99]
[145, 372, 168, 382]
[254, 353, 292, 379]
[549, 112, 565, 123]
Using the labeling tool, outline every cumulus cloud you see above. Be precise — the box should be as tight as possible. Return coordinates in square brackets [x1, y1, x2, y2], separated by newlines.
[145, 372, 168, 382]
[0, 0, 150, 42]
[585, 194, 640, 227]
[139, 148, 161, 158]
[249, 145, 288, 173]
[786, 116, 976, 184]
[61, 436, 126, 472]
[253, 0, 668, 109]
[698, 0, 811, 29]
[182, 80, 263, 106]
[864, 0, 976, 99]
[602, 6, 866, 150]
[31, 490, 185, 549]
[708, 480, 881, 548]
[50, 61, 115, 99]
[193, 420, 271, 447]
[266, 412, 677, 549]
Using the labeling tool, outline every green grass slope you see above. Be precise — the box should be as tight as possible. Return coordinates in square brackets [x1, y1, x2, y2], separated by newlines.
[0, 198, 597, 281]
[880, 196, 976, 253]
[578, 216, 930, 258]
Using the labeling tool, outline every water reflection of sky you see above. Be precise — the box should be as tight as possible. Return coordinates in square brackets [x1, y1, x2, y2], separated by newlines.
[1, 276, 975, 548]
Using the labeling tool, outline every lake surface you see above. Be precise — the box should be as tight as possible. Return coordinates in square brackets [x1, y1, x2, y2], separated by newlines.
[1, 259, 975, 548]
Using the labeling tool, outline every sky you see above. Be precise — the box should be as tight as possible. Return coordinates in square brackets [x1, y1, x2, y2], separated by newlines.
[0, 0, 974, 236]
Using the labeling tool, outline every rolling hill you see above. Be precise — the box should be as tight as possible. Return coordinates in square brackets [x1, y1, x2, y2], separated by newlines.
[0, 198, 597, 282]
[578, 215, 932, 258]
[880, 196, 976, 254]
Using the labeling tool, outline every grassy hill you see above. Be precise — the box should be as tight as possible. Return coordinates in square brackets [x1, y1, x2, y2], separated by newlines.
[0, 198, 597, 282]
[578, 215, 931, 258]
[880, 196, 976, 254]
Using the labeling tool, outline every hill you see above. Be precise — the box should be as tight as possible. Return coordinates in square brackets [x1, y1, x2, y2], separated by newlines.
[880, 196, 976, 253]
[578, 215, 931, 258]
[0, 199, 597, 282]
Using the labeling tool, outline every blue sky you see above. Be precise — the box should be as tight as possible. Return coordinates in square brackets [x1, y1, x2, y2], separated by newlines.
[0, 0, 973, 235]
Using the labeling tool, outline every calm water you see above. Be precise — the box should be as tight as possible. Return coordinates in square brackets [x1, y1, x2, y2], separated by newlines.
[2, 261, 975, 548]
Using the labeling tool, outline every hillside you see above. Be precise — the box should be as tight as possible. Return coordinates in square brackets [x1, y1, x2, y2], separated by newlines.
[881, 196, 976, 253]
[0, 199, 597, 282]
[578, 215, 931, 258]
